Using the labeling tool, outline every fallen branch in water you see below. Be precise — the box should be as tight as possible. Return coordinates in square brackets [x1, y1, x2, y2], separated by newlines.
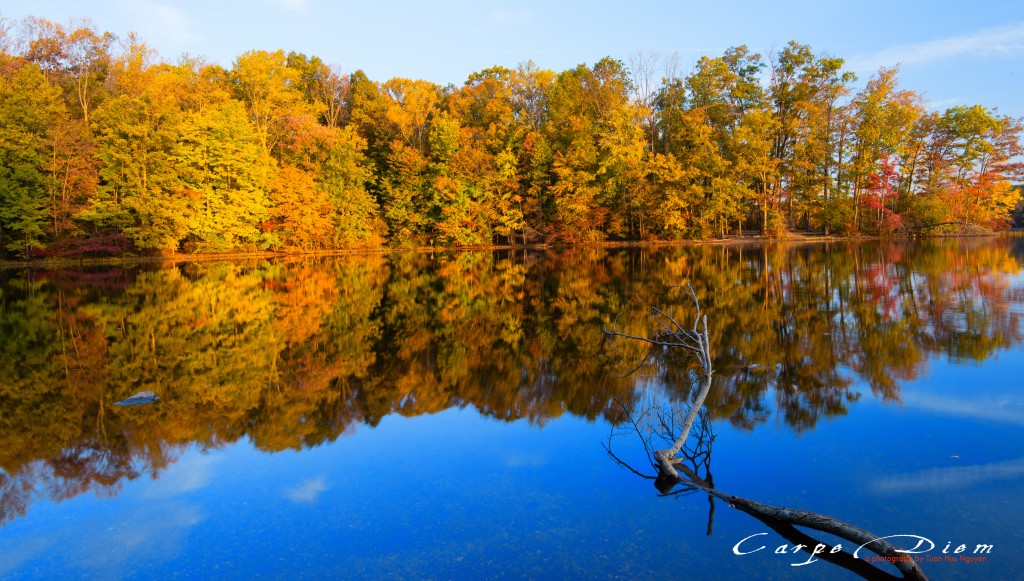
[603, 283, 713, 457]
[655, 450, 926, 580]
[605, 285, 928, 580]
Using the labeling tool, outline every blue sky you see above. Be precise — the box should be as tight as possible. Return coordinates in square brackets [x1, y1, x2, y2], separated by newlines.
[4, 0, 1024, 116]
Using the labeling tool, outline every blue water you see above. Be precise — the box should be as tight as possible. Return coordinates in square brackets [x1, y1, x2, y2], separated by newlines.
[2, 239, 1023, 579]
[4, 377, 1021, 580]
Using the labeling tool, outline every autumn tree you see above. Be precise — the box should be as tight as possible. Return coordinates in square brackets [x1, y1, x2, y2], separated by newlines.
[0, 60, 64, 255]
[768, 42, 856, 233]
[230, 49, 309, 158]
[176, 98, 271, 251]
[860, 155, 903, 233]
[375, 77, 442, 245]
[508, 62, 556, 242]
[449, 66, 526, 244]
[14, 20, 109, 246]
[849, 67, 922, 231]
[3, 15, 1023, 252]
[286, 52, 350, 129]
[268, 104, 382, 249]
[544, 57, 643, 241]
[683, 47, 766, 237]
[83, 63, 192, 251]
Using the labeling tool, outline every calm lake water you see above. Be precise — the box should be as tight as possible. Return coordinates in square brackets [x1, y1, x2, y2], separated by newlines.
[2, 238, 1023, 580]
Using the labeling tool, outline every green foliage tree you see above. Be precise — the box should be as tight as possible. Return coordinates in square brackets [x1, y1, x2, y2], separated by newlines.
[0, 61, 65, 254]
[85, 85, 189, 251]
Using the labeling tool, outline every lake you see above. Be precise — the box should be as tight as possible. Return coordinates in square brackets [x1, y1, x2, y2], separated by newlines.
[2, 238, 1023, 580]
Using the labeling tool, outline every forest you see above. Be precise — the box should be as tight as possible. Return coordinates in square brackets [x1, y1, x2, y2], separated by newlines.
[1, 14, 1023, 258]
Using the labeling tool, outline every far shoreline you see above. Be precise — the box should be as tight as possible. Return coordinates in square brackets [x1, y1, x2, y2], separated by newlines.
[1, 230, 1015, 271]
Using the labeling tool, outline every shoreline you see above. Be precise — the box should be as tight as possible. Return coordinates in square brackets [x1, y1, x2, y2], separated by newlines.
[0, 231, 1009, 271]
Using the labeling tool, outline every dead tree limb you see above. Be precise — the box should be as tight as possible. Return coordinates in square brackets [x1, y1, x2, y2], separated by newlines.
[604, 283, 713, 456]
[605, 286, 928, 580]
[654, 450, 926, 580]
[605, 401, 928, 580]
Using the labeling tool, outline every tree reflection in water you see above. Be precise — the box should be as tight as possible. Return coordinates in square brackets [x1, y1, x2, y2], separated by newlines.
[0, 237, 1021, 529]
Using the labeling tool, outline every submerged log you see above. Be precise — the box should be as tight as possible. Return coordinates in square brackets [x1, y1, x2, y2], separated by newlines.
[654, 450, 927, 580]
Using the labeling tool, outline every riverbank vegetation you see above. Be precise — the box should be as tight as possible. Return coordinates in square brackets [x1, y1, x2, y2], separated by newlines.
[1, 13, 1022, 258]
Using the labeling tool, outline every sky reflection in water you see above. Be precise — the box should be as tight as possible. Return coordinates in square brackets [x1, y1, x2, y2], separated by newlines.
[2, 238, 1024, 579]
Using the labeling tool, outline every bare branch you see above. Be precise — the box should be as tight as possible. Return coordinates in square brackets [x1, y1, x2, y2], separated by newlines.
[606, 283, 928, 580]
[604, 282, 714, 457]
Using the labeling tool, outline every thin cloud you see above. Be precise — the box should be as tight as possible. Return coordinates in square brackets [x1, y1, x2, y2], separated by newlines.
[898, 391, 1024, 425]
[72, 503, 205, 571]
[848, 21, 1024, 73]
[116, 0, 197, 43]
[0, 537, 54, 578]
[284, 476, 328, 503]
[142, 453, 218, 498]
[925, 97, 963, 111]
[873, 457, 1024, 494]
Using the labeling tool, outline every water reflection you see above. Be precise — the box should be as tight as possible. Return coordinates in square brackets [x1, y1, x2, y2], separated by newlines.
[1, 237, 1022, 526]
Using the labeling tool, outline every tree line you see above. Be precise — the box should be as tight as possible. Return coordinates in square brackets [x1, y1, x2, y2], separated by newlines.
[1, 14, 1022, 258]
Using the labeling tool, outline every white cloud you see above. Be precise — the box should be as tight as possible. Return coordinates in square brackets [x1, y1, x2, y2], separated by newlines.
[284, 476, 328, 503]
[848, 21, 1024, 73]
[898, 391, 1024, 425]
[142, 453, 218, 498]
[0, 503, 204, 575]
[873, 457, 1024, 494]
[75, 504, 206, 570]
